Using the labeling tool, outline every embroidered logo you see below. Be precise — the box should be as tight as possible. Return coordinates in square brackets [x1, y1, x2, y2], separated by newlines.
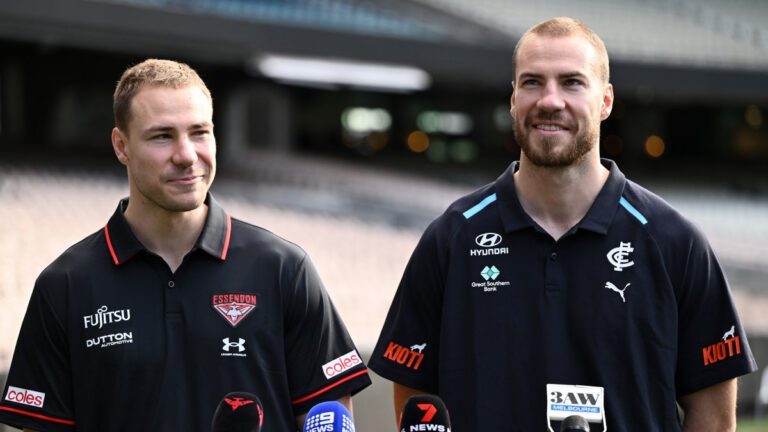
[607, 242, 634, 271]
[382, 341, 426, 370]
[702, 324, 742, 366]
[480, 265, 500, 281]
[222, 338, 246, 352]
[475, 233, 502, 247]
[5, 386, 45, 408]
[212, 294, 257, 327]
[604, 282, 630, 303]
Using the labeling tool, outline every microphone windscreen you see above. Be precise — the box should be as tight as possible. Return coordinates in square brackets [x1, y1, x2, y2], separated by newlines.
[399, 394, 451, 432]
[303, 401, 355, 432]
[559, 414, 590, 432]
[211, 391, 264, 432]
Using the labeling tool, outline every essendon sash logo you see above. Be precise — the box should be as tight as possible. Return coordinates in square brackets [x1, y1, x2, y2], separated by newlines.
[212, 294, 257, 327]
[702, 325, 742, 366]
[383, 341, 425, 370]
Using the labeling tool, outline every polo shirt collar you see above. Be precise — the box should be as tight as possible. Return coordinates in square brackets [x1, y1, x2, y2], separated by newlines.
[104, 193, 232, 265]
[495, 158, 626, 235]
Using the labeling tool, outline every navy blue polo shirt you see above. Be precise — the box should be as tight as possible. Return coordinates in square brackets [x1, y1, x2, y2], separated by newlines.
[0, 194, 371, 431]
[370, 160, 757, 431]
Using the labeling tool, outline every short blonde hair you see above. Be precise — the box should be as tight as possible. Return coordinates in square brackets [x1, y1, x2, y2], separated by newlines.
[113, 59, 212, 132]
[513, 17, 610, 83]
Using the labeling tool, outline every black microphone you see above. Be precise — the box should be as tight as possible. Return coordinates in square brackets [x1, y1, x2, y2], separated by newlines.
[560, 415, 590, 432]
[399, 394, 451, 432]
[211, 391, 264, 432]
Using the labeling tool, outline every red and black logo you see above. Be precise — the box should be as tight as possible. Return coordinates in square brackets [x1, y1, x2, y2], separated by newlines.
[212, 294, 257, 327]
[417, 404, 437, 422]
[224, 397, 254, 411]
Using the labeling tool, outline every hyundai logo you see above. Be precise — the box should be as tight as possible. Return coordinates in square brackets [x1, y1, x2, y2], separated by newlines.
[475, 232, 502, 247]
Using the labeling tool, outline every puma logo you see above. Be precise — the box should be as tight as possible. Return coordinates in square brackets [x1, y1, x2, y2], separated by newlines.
[605, 282, 631, 303]
[410, 343, 427, 353]
[722, 325, 735, 341]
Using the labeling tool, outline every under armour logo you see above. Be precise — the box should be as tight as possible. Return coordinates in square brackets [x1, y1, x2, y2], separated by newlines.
[224, 397, 254, 411]
[607, 242, 634, 271]
[222, 338, 246, 352]
[605, 282, 631, 303]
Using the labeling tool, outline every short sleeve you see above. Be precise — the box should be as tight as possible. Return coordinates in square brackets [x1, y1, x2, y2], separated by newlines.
[368, 218, 448, 393]
[283, 254, 371, 415]
[674, 228, 758, 396]
[0, 270, 76, 431]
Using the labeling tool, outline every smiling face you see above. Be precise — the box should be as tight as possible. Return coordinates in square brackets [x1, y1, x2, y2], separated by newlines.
[511, 33, 613, 168]
[111, 84, 216, 214]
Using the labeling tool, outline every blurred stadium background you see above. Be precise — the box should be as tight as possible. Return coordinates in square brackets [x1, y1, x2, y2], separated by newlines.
[1, 0, 767, 430]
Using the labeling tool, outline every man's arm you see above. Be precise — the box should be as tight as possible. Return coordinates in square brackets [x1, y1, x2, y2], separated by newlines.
[678, 379, 737, 432]
[394, 383, 430, 426]
[295, 395, 352, 430]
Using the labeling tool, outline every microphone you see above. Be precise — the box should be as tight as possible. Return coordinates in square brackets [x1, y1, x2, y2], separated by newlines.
[560, 415, 590, 432]
[303, 401, 356, 432]
[399, 395, 451, 432]
[211, 391, 264, 432]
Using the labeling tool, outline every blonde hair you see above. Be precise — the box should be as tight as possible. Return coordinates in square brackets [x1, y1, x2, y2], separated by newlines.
[513, 17, 610, 83]
[113, 59, 211, 131]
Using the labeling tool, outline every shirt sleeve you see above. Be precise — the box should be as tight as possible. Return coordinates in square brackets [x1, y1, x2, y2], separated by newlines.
[673, 225, 758, 396]
[0, 268, 76, 431]
[368, 218, 449, 394]
[283, 254, 371, 415]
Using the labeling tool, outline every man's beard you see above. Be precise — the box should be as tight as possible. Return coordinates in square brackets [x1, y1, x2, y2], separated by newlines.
[513, 112, 598, 168]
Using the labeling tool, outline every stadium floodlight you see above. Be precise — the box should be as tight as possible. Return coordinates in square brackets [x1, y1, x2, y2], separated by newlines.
[253, 54, 431, 92]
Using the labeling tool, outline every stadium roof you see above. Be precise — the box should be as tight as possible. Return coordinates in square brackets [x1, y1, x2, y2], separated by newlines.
[1, 0, 767, 99]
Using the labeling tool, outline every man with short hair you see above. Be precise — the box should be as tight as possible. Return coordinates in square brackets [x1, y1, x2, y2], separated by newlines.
[369, 17, 756, 431]
[0, 59, 370, 431]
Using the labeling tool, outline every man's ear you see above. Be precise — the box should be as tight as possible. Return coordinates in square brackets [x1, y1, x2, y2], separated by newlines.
[111, 127, 129, 166]
[600, 83, 614, 121]
[509, 81, 516, 116]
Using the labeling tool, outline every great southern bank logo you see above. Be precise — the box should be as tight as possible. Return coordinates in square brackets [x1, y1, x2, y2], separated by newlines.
[480, 266, 500, 281]
[470, 232, 508, 256]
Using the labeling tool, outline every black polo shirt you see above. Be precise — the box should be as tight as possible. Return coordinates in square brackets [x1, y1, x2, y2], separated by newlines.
[370, 160, 757, 431]
[0, 194, 371, 431]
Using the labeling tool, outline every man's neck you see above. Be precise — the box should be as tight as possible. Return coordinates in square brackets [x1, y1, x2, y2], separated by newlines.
[514, 153, 609, 240]
[124, 197, 208, 273]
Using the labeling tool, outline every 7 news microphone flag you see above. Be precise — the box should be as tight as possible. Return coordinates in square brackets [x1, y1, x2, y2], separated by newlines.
[211, 392, 264, 432]
[399, 394, 451, 432]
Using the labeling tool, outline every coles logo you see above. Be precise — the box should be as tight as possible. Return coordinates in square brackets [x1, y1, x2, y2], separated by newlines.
[322, 350, 362, 379]
[5, 386, 45, 408]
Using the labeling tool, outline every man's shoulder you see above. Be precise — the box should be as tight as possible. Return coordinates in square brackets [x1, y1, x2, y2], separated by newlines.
[621, 180, 706, 244]
[229, 217, 307, 261]
[35, 228, 108, 289]
[425, 181, 500, 238]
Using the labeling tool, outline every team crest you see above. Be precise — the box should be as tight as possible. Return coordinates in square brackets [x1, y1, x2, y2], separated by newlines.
[212, 294, 257, 327]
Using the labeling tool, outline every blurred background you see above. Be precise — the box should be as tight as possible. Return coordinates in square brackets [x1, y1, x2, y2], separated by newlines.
[0, 0, 767, 430]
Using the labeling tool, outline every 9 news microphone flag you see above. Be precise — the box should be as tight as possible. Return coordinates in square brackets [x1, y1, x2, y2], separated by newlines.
[399, 394, 451, 432]
[211, 392, 264, 432]
[303, 401, 356, 432]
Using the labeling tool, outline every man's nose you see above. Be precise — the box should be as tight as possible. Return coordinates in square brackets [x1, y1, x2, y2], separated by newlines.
[172, 135, 198, 167]
[536, 82, 566, 111]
